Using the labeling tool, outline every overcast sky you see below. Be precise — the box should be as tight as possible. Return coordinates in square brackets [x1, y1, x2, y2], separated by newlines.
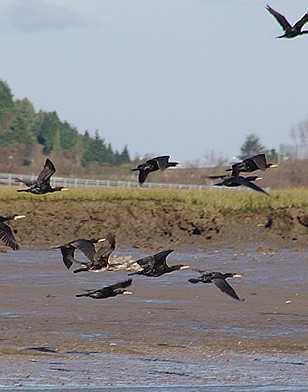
[0, 0, 307, 162]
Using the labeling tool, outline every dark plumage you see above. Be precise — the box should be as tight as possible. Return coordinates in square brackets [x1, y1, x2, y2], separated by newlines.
[226, 154, 278, 177]
[189, 271, 243, 301]
[129, 250, 190, 277]
[266, 5, 308, 39]
[0, 214, 25, 250]
[131, 156, 178, 184]
[15, 159, 67, 195]
[55, 234, 116, 273]
[213, 175, 270, 196]
[76, 279, 133, 299]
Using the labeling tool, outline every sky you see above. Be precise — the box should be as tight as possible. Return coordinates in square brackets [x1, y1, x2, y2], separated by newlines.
[0, 0, 308, 162]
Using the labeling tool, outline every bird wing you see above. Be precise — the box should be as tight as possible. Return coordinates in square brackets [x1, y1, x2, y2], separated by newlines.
[134, 255, 155, 273]
[109, 279, 133, 291]
[294, 12, 308, 31]
[138, 169, 150, 184]
[239, 178, 270, 196]
[155, 156, 170, 170]
[70, 239, 96, 262]
[36, 159, 56, 186]
[212, 278, 241, 301]
[152, 249, 174, 273]
[59, 245, 76, 270]
[13, 177, 36, 187]
[0, 222, 18, 250]
[91, 240, 115, 269]
[248, 154, 267, 171]
[266, 5, 292, 32]
[207, 174, 229, 179]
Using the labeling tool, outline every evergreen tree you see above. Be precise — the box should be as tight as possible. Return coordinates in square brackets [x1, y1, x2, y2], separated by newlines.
[239, 134, 265, 160]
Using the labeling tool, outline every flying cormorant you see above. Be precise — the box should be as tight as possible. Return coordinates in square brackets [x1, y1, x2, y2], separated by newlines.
[131, 156, 178, 185]
[189, 271, 243, 301]
[129, 249, 190, 277]
[76, 279, 133, 299]
[15, 159, 67, 195]
[225, 154, 278, 177]
[56, 234, 116, 273]
[266, 5, 308, 39]
[213, 175, 270, 196]
[0, 214, 25, 250]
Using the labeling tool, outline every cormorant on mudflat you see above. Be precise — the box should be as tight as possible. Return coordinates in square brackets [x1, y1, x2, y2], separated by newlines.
[131, 156, 178, 185]
[15, 159, 68, 195]
[0, 214, 25, 250]
[55, 234, 115, 273]
[213, 175, 270, 196]
[129, 249, 190, 277]
[266, 5, 308, 39]
[189, 271, 243, 301]
[76, 279, 133, 299]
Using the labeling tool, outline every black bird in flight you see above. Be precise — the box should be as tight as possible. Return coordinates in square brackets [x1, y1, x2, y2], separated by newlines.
[189, 271, 243, 301]
[76, 279, 133, 299]
[0, 214, 25, 250]
[131, 156, 178, 185]
[15, 159, 68, 195]
[56, 233, 116, 273]
[129, 249, 190, 277]
[266, 5, 308, 39]
[213, 175, 270, 196]
[225, 154, 278, 177]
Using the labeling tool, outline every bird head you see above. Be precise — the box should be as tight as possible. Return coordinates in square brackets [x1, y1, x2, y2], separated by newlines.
[232, 273, 242, 278]
[269, 164, 279, 168]
[13, 215, 26, 220]
[123, 290, 133, 295]
[179, 265, 190, 270]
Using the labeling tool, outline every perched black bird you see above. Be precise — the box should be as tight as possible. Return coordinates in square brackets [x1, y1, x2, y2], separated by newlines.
[55, 234, 116, 273]
[76, 279, 133, 299]
[129, 249, 190, 277]
[15, 159, 67, 195]
[189, 271, 243, 301]
[131, 156, 178, 185]
[266, 5, 308, 39]
[213, 175, 270, 196]
[0, 214, 25, 250]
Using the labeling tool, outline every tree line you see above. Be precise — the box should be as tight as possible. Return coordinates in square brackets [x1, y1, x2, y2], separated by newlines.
[0, 80, 131, 167]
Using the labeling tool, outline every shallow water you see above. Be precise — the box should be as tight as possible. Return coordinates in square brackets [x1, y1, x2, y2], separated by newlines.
[0, 247, 308, 388]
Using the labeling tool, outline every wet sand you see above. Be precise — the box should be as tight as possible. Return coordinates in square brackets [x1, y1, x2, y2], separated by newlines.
[0, 246, 308, 388]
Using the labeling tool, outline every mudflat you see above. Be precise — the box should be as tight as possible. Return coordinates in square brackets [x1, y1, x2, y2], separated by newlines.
[0, 246, 307, 388]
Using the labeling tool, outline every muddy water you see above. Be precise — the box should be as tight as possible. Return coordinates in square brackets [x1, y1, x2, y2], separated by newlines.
[0, 246, 308, 389]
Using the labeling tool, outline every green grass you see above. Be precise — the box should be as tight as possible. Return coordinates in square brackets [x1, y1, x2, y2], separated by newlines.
[1, 186, 308, 213]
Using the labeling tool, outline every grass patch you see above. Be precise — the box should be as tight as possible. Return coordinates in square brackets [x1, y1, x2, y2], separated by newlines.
[1, 186, 308, 213]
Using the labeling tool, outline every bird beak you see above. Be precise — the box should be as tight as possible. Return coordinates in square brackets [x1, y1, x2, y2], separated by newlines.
[270, 164, 279, 168]
[180, 265, 190, 270]
[123, 291, 133, 295]
[256, 177, 263, 181]
[233, 273, 242, 278]
[98, 238, 106, 243]
[62, 188, 69, 191]
[13, 215, 26, 220]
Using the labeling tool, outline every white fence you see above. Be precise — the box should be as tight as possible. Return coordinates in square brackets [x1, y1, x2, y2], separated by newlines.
[0, 172, 212, 191]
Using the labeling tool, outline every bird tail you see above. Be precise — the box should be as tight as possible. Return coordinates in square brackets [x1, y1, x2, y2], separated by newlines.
[131, 168, 139, 171]
[188, 278, 201, 284]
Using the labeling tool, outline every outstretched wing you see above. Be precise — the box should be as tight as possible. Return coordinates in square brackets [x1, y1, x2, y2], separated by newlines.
[155, 156, 170, 170]
[266, 5, 292, 32]
[109, 279, 133, 291]
[0, 222, 18, 250]
[36, 159, 56, 186]
[70, 239, 96, 262]
[152, 249, 174, 272]
[13, 177, 36, 187]
[240, 178, 270, 196]
[91, 235, 115, 269]
[294, 12, 308, 31]
[247, 154, 267, 171]
[59, 245, 76, 270]
[212, 278, 241, 301]
[138, 169, 150, 184]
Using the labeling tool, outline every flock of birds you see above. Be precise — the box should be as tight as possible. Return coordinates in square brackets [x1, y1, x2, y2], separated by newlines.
[0, 149, 279, 302]
[1, 4, 307, 302]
